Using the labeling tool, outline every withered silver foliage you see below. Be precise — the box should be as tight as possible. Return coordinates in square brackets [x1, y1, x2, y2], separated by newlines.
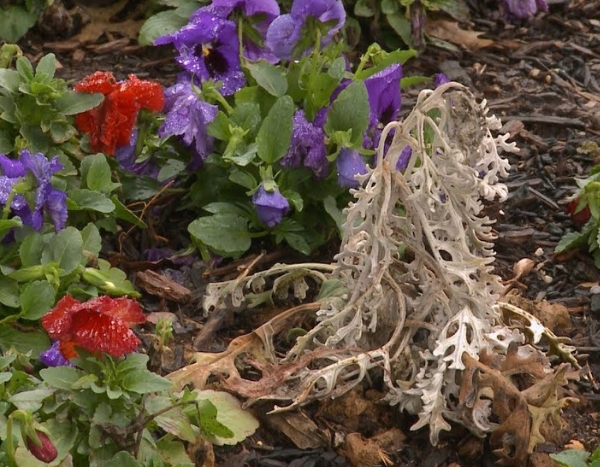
[170, 82, 577, 450]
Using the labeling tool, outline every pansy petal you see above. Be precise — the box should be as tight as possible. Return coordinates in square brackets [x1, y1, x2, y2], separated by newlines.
[41, 294, 83, 338]
[69, 309, 142, 357]
[92, 295, 146, 325]
[74, 71, 118, 94]
[39, 341, 74, 367]
[0, 154, 26, 177]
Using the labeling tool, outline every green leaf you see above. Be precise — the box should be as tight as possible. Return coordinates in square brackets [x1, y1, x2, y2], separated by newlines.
[0, 69, 20, 92]
[121, 370, 173, 394]
[138, 5, 198, 46]
[0, 354, 16, 370]
[55, 91, 103, 115]
[206, 111, 231, 140]
[256, 95, 294, 164]
[202, 202, 248, 217]
[82, 223, 102, 258]
[0, 275, 19, 308]
[146, 395, 197, 443]
[195, 390, 259, 445]
[104, 451, 143, 467]
[324, 81, 369, 147]
[188, 214, 251, 256]
[35, 53, 56, 78]
[8, 388, 54, 412]
[20, 280, 55, 320]
[0, 325, 49, 354]
[323, 195, 345, 232]
[81, 153, 120, 193]
[550, 450, 591, 467]
[354, 0, 376, 16]
[246, 60, 288, 97]
[0, 6, 38, 43]
[0, 218, 22, 239]
[158, 159, 186, 182]
[385, 12, 412, 45]
[111, 195, 147, 228]
[40, 366, 83, 390]
[41, 226, 83, 275]
[229, 168, 257, 190]
[555, 230, 587, 253]
[68, 189, 116, 213]
[116, 353, 149, 374]
[283, 232, 311, 255]
[317, 279, 348, 300]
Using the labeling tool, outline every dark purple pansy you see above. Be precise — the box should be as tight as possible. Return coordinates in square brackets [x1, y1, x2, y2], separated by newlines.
[39, 340, 74, 367]
[252, 184, 289, 227]
[266, 0, 346, 60]
[337, 148, 367, 189]
[502, 0, 547, 19]
[281, 110, 328, 179]
[364, 63, 402, 127]
[155, 11, 245, 95]
[115, 130, 160, 178]
[0, 150, 67, 232]
[158, 74, 218, 168]
[201, 0, 280, 62]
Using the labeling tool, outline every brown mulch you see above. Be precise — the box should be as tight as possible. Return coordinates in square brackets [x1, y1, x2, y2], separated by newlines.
[16, 0, 600, 465]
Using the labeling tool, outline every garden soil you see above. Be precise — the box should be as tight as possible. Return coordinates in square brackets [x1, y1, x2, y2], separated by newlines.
[16, 0, 600, 465]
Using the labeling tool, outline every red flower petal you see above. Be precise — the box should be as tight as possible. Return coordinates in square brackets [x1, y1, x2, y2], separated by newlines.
[69, 309, 142, 357]
[74, 71, 118, 94]
[59, 340, 78, 359]
[124, 74, 165, 112]
[89, 295, 146, 325]
[41, 294, 82, 338]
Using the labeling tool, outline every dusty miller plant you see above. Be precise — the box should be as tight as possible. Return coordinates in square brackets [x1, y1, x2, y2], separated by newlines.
[169, 82, 578, 461]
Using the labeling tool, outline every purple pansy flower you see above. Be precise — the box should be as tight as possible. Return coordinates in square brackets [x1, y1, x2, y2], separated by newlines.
[502, 0, 547, 19]
[155, 11, 245, 95]
[159, 74, 219, 168]
[39, 341, 74, 367]
[396, 146, 412, 171]
[266, 0, 346, 60]
[281, 110, 328, 179]
[0, 150, 67, 232]
[337, 148, 367, 189]
[115, 130, 160, 178]
[206, 0, 280, 62]
[365, 63, 402, 127]
[434, 73, 450, 88]
[252, 184, 289, 227]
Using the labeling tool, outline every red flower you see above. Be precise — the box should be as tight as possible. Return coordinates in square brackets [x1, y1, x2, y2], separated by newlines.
[74, 71, 164, 155]
[26, 430, 58, 463]
[41, 295, 146, 359]
[567, 198, 591, 229]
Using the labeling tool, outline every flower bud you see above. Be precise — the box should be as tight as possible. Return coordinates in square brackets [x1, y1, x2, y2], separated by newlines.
[252, 184, 289, 228]
[26, 429, 57, 463]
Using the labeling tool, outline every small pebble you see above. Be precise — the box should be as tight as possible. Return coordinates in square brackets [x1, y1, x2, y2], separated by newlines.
[534, 247, 544, 257]
[543, 275, 553, 284]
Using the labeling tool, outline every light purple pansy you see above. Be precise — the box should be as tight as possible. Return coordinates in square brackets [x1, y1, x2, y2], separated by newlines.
[39, 341, 74, 367]
[502, 0, 548, 19]
[252, 184, 290, 227]
[266, 0, 346, 60]
[158, 74, 219, 168]
[0, 150, 67, 232]
[337, 148, 367, 189]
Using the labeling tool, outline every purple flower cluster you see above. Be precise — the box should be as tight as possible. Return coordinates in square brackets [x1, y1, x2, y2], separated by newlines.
[0, 150, 67, 232]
